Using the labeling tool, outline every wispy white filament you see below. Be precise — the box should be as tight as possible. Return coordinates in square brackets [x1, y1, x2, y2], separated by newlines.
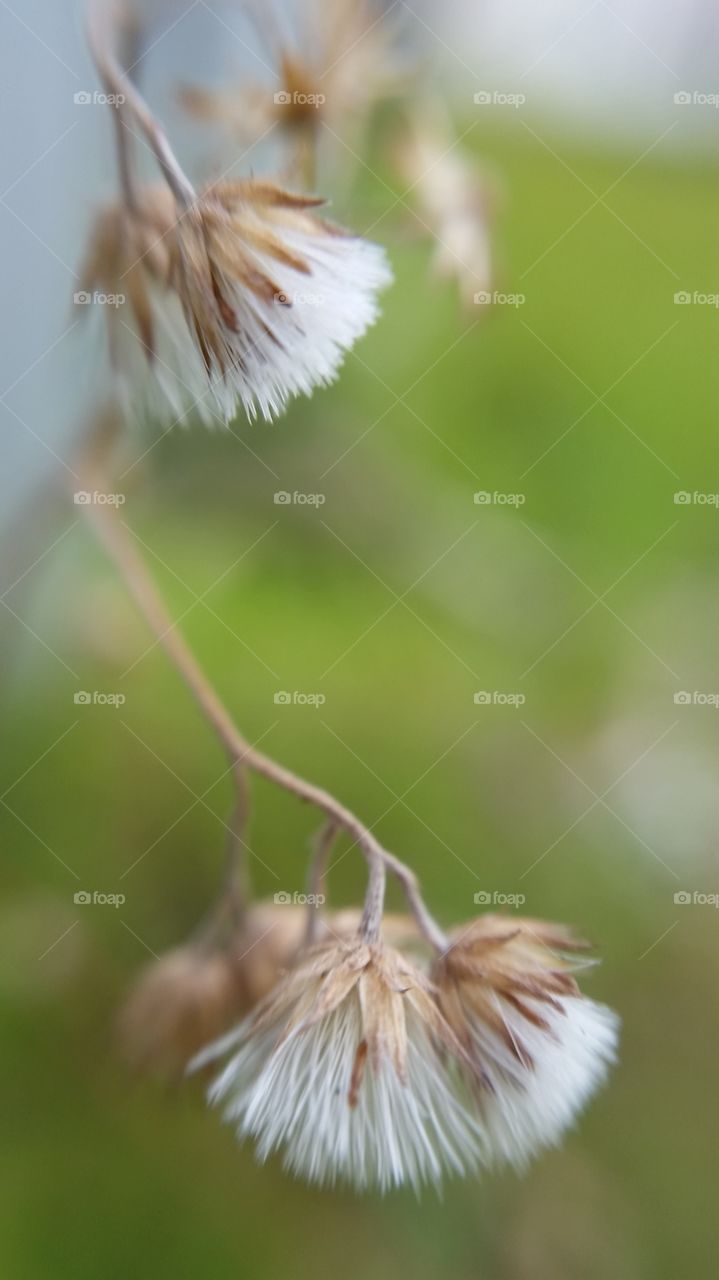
[195, 991, 485, 1193]
[120, 231, 391, 428]
[212, 231, 393, 424]
[468, 994, 620, 1169]
[193, 979, 619, 1191]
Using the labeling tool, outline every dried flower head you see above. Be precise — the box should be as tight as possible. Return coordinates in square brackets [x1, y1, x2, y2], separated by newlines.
[192, 937, 483, 1191]
[79, 179, 391, 425]
[395, 116, 497, 310]
[78, 185, 177, 404]
[432, 915, 619, 1168]
[171, 179, 391, 422]
[117, 944, 245, 1082]
[181, 0, 410, 159]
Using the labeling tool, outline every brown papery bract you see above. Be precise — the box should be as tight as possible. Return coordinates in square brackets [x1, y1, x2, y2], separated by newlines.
[433, 915, 593, 1074]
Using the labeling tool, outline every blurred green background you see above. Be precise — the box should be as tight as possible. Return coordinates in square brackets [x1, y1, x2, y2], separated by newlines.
[2, 116, 719, 1278]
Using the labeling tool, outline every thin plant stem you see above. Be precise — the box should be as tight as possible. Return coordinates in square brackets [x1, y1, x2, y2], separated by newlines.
[76, 452, 448, 951]
[86, 0, 196, 208]
[113, 110, 138, 210]
[223, 765, 252, 920]
[192, 774, 251, 951]
[111, 6, 143, 210]
[304, 819, 339, 945]
[380, 852, 449, 955]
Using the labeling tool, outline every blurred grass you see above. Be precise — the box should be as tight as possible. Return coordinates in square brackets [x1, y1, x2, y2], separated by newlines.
[2, 116, 719, 1277]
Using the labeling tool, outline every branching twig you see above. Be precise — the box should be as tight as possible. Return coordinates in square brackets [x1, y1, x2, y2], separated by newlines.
[75, 446, 448, 950]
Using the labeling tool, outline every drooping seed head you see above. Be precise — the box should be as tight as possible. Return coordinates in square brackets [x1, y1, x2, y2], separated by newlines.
[78, 179, 391, 426]
[432, 915, 620, 1168]
[192, 936, 485, 1192]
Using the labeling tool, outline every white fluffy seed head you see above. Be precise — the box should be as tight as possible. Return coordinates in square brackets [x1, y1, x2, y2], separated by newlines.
[196, 219, 392, 425]
[192, 920, 620, 1192]
[462, 993, 618, 1168]
[191, 938, 485, 1192]
[78, 180, 392, 428]
[433, 915, 620, 1169]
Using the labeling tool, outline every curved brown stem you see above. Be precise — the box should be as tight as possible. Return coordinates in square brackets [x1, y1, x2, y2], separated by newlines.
[304, 819, 339, 945]
[224, 765, 252, 918]
[86, 0, 196, 208]
[76, 448, 448, 951]
[191, 773, 251, 950]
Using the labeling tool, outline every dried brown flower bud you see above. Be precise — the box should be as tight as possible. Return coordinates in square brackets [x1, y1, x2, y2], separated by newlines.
[395, 118, 497, 310]
[117, 945, 244, 1082]
[78, 185, 176, 371]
